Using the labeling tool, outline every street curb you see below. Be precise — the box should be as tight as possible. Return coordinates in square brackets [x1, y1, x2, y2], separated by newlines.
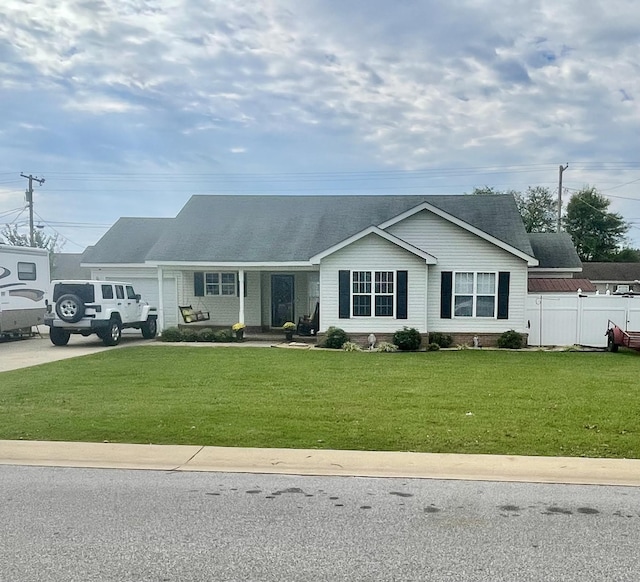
[1, 440, 639, 486]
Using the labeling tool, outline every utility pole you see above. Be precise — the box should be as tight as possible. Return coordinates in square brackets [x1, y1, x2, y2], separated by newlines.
[20, 173, 45, 247]
[557, 163, 568, 232]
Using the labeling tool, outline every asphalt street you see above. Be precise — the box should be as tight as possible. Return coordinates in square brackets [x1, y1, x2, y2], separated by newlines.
[1, 466, 639, 582]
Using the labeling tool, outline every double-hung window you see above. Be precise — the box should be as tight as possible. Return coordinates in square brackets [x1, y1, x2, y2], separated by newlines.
[205, 272, 236, 296]
[352, 271, 394, 317]
[454, 272, 496, 317]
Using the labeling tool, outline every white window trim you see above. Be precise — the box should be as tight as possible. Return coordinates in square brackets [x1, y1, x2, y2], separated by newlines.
[453, 271, 497, 318]
[351, 270, 396, 318]
[204, 271, 237, 297]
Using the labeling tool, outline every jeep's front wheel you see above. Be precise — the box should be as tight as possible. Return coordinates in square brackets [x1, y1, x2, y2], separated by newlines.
[103, 320, 122, 346]
[55, 294, 85, 323]
[49, 327, 71, 346]
[141, 317, 157, 339]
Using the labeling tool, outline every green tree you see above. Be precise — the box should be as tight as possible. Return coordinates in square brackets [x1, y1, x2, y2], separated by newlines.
[515, 186, 557, 233]
[0, 224, 60, 252]
[469, 186, 557, 233]
[611, 248, 640, 262]
[564, 186, 628, 261]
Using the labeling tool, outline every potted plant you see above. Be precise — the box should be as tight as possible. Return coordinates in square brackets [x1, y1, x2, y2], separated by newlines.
[282, 321, 296, 341]
[232, 322, 246, 341]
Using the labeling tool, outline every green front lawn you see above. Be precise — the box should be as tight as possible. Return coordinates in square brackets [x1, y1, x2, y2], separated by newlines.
[1, 346, 638, 458]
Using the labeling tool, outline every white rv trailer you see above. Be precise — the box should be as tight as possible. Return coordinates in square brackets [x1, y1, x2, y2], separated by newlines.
[0, 244, 51, 336]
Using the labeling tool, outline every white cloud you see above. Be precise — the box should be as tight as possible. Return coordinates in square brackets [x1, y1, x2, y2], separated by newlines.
[1, 0, 640, 246]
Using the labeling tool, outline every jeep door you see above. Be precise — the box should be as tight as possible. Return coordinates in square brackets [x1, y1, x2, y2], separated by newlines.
[125, 285, 144, 322]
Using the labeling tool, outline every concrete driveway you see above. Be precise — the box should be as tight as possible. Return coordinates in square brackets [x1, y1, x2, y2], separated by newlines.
[0, 330, 151, 373]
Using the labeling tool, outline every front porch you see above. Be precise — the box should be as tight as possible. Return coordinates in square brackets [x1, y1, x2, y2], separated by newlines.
[158, 266, 320, 334]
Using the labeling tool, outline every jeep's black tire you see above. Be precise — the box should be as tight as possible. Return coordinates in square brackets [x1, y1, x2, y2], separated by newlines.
[607, 332, 619, 353]
[49, 327, 71, 346]
[55, 294, 85, 323]
[141, 317, 157, 339]
[103, 319, 122, 346]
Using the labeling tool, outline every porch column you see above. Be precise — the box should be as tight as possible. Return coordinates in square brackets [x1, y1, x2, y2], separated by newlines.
[157, 266, 165, 332]
[239, 269, 245, 324]
[424, 264, 429, 333]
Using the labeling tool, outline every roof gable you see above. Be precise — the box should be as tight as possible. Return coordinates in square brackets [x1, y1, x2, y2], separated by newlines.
[309, 226, 438, 264]
[379, 201, 538, 265]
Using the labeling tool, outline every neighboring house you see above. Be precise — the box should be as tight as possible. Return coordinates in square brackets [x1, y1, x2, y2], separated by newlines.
[51, 252, 92, 281]
[580, 262, 640, 294]
[81, 194, 581, 345]
[527, 233, 595, 293]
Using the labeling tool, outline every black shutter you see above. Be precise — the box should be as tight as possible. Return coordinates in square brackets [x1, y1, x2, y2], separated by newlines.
[194, 272, 205, 297]
[339, 270, 350, 319]
[396, 270, 408, 319]
[440, 271, 452, 319]
[497, 272, 510, 319]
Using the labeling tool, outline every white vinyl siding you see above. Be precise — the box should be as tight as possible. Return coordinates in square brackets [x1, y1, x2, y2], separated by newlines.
[387, 210, 529, 333]
[319, 233, 426, 333]
[181, 271, 262, 326]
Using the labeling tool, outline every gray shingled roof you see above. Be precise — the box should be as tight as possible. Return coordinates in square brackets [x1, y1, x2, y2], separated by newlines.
[82, 218, 173, 264]
[146, 194, 533, 262]
[51, 253, 91, 280]
[83, 195, 535, 264]
[528, 233, 582, 269]
[580, 262, 640, 282]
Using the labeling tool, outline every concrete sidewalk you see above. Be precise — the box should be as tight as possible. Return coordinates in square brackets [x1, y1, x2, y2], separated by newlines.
[1, 440, 639, 486]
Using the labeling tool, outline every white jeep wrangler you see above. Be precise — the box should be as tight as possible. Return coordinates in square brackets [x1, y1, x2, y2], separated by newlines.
[44, 280, 158, 346]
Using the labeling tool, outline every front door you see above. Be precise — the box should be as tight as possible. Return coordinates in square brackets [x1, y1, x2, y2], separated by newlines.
[271, 275, 294, 327]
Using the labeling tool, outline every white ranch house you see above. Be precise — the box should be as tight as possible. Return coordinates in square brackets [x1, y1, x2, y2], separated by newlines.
[81, 194, 584, 346]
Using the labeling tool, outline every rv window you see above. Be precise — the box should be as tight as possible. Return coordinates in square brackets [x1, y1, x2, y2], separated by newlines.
[18, 262, 36, 281]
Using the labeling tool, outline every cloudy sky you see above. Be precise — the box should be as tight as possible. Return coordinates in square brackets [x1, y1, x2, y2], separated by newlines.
[1, 0, 640, 251]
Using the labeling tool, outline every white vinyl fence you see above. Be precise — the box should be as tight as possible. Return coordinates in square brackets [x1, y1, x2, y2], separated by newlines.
[526, 294, 640, 347]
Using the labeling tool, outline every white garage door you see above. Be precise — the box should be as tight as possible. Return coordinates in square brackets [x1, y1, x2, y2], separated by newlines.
[107, 277, 177, 329]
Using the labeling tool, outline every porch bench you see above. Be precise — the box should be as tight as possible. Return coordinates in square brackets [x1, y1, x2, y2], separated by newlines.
[179, 305, 210, 323]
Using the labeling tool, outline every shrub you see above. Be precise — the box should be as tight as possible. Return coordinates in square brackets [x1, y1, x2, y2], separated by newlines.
[497, 329, 525, 349]
[181, 328, 199, 342]
[160, 327, 183, 342]
[428, 332, 453, 348]
[342, 341, 362, 352]
[323, 326, 350, 349]
[197, 328, 217, 342]
[427, 342, 440, 351]
[392, 327, 422, 351]
[213, 329, 235, 343]
[376, 342, 398, 353]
